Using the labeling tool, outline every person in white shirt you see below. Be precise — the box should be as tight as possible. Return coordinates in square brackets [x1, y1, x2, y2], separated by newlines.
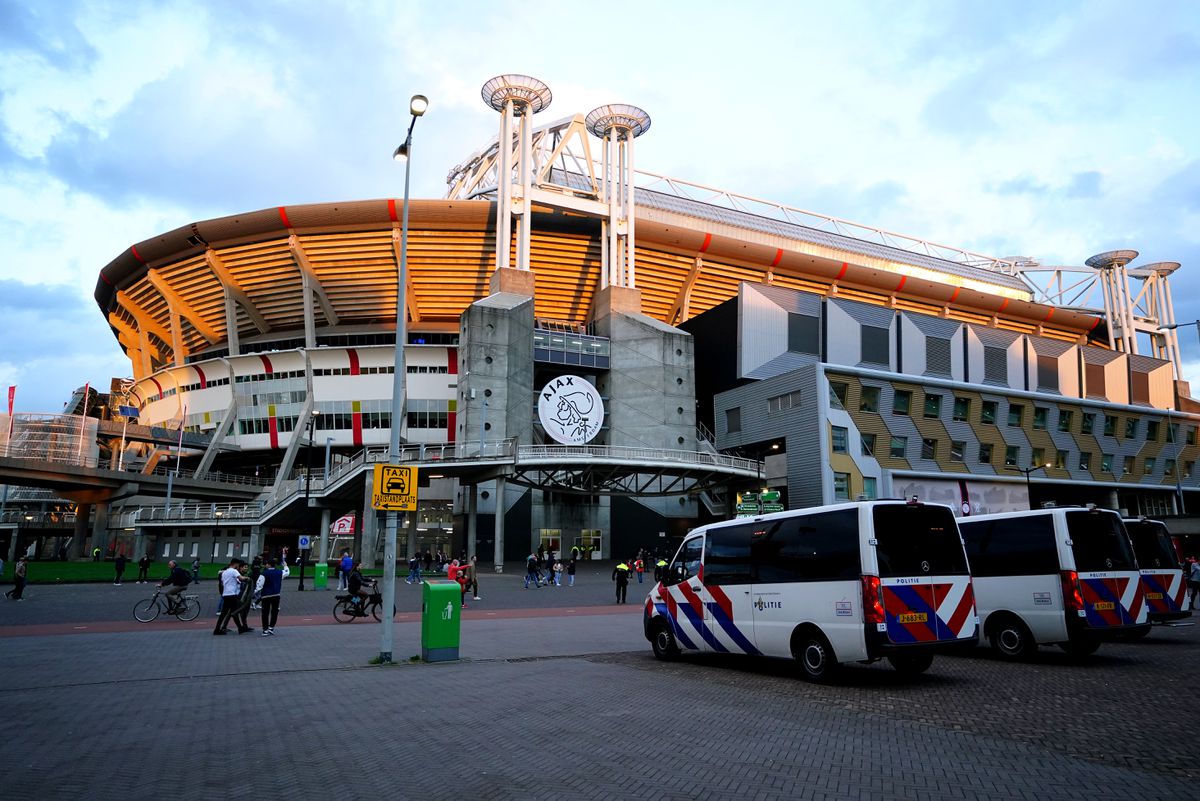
[213, 558, 251, 635]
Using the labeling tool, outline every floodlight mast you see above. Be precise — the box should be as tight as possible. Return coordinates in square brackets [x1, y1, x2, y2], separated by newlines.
[585, 104, 651, 290]
[481, 75, 552, 275]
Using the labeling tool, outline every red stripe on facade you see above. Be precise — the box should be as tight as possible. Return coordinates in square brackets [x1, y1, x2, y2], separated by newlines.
[258, 355, 273, 374]
[895, 275, 908, 292]
[1044, 307, 1055, 322]
[278, 206, 292, 229]
[1090, 317, 1103, 331]
[998, 298, 1009, 313]
[447, 347, 457, 375]
[130, 245, 146, 264]
[194, 365, 207, 389]
[99, 271, 113, 285]
[149, 377, 163, 400]
[447, 409, 456, 443]
[698, 233, 712, 253]
[268, 416, 279, 450]
[347, 348, 360, 376]
[771, 248, 783, 267]
[836, 262, 849, 280]
[949, 287, 961, 303]
[352, 411, 362, 447]
[388, 199, 398, 222]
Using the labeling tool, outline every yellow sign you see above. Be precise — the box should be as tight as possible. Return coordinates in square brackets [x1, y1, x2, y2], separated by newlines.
[372, 464, 418, 511]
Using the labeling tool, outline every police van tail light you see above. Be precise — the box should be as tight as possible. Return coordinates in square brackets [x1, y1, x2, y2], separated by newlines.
[862, 575, 885, 624]
[1060, 570, 1084, 613]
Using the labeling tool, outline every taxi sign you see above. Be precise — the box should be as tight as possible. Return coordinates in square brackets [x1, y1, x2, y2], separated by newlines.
[371, 464, 418, 511]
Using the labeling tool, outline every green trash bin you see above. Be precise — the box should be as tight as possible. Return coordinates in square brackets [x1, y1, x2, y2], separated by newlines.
[313, 563, 328, 590]
[421, 579, 462, 662]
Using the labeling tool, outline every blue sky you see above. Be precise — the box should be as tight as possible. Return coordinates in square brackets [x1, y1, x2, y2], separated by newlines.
[1, 0, 1197, 412]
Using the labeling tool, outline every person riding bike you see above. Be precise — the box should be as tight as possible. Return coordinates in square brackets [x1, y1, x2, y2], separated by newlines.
[347, 561, 374, 615]
[157, 559, 192, 612]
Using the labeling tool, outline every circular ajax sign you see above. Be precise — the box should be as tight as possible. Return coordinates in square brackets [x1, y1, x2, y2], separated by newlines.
[538, 375, 604, 445]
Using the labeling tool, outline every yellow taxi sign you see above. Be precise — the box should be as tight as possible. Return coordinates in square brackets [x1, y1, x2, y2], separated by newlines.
[372, 464, 418, 511]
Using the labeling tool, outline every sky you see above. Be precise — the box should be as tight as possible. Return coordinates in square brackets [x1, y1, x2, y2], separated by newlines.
[1, 0, 1198, 413]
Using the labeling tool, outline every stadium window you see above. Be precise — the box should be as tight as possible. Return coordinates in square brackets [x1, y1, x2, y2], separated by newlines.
[1190, 427, 1197, 446]
[1123, 455, 1135, 475]
[1005, 446, 1019, 467]
[831, 426, 848, 454]
[923, 394, 942, 418]
[1031, 448, 1045, 467]
[1078, 452, 1091, 471]
[861, 433, 875, 456]
[1081, 413, 1095, 435]
[952, 397, 970, 421]
[861, 326, 890, 366]
[950, 441, 965, 463]
[862, 477, 878, 500]
[1055, 449, 1067, 470]
[833, 472, 851, 500]
[860, 386, 881, 413]
[1101, 454, 1114, 473]
[921, 438, 936, 459]
[1008, 404, 1023, 427]
[1165, 458, 1176, 477]
[726, 407, 742, 434]
[1144, 457, 1156, 474]
[979, 443, 993, 464]
[889, 436, 907, 458]
[829, 382, 848, 410]
[1032, 407, 1048, 430]
[892, 390, 911, 416]
[1146, 420, 1160, 442]
[1125, 418, 1138, 439]
[1104, 415, 1117, 436]
[981, 400, 997, 425]
[1057, 409, 1073, 432]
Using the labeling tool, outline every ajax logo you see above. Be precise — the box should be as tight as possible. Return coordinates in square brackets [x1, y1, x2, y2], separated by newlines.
[537, 375, 604, 445]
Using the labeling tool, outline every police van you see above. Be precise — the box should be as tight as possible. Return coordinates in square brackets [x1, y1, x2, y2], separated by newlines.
[959, 506, 1149, 658]
[1124, 517, 1191, 634]
[643, 499, 978, 682]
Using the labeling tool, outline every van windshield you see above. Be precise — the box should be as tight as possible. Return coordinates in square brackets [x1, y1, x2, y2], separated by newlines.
[872, 504, 968, 577]
[1066, 511, 1137, 572]
[1124, 520, 1179, 570]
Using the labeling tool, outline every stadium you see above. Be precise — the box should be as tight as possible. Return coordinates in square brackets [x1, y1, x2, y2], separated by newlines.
[2, 74, 1197, 568]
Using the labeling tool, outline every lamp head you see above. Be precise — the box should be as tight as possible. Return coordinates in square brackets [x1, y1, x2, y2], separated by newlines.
[410, 94, 428, 116]
[392, 143, 409, 162]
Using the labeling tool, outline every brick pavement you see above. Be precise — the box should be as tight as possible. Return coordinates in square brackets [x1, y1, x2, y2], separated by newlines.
[0, 580, 1196, 800]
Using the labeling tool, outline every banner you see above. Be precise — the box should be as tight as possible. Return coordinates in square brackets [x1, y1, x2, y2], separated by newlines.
[6, 385, 13, 417]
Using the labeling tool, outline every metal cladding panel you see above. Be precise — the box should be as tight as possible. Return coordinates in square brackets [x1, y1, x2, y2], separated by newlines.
[831, 297, 897, 328]
[973, 326, 1022, 349]
[748, 282, 823, 315]
[905, 313, 960, 339]
[745, 352, 821, 381]
[739, 284, 791, 378]
[1027, 335, 1074, 358]
[1081, 347, 1125, 365]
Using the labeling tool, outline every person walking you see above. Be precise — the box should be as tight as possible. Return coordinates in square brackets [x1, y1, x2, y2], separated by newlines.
[612, 559, 630, 604]
[524, 553, 542, 589]
[255, 558, 288, 635]
[338, 551, 353, 591]
[567, 557, 576, 587]
[5, 556, 27, 601]
[249, 555, 264, 610]
[113, 553, 127, 585]
[191, 557, 201, 584]
[213, 558, 251, 635]
[634, 557, 645, 584]
[406, 554, 421, 585]
[136, 554, 151, 583]
[654, 558, 668, 583]
[448, 559, 468, 609]
[92, 546, 101, 562]
[552, 558, 563, 587]
[1189, 557, 1200, 608]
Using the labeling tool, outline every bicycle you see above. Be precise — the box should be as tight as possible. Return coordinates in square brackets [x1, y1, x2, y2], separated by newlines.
[133, 589, 201, 622]
[333, 583, 395, 623]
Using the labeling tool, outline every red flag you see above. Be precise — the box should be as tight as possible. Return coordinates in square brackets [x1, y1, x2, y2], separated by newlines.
[6, 385, 13, 416]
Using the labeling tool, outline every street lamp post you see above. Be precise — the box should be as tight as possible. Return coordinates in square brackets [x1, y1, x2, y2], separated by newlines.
[1008, 463, 1051, 510]
[299, 410, 320, 591]
[379, 93, 428, 664]
[1158, 321, 1196, 515]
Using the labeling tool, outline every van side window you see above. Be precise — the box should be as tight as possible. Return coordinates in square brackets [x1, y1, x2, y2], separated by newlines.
[960, 516, 1058, 576]
[667, 537, 704, 586]
[752, 509, 860, 583]
[704, 526, 753, 585]
[1066, 512, 1136, 571]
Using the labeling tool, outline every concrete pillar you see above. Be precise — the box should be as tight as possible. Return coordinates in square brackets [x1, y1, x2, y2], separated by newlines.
[362, 507, 379, 571]
[358, 480, 373, 568]
[318, 508, 331, 564]
[91, 502, 110, 557]
[249, 526, 262, 560]
[6, 525, 17, 563]
[70, 503, 91, 560]
[467, 484, 477, 561]
[406, 512, 417, 561]
[493, 476, 505, 573]
[134, 526, 146, 560]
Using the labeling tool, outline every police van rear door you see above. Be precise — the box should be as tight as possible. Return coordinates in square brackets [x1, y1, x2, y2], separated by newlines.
[1125, 520, 1188, 616]
[872, 503, 975, 644]
[1067, 511, 1145, 628]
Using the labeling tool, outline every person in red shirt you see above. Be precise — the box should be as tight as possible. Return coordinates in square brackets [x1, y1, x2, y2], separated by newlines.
[448, 559, 469, 609]
[634, 557, 645, 584]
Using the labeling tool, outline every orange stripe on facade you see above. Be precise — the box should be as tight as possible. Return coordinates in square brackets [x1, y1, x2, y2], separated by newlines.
[351, 399, 362, 447]
[895, 276, 907, 292]
[130, 245, 146, 264]
[278, 206, 292, 229]
[699, 233, 712, 253]
[771, 249, 783, 268]
[1043, 307, 1055, 322]
[836, 262, 849, 280]
[949, 287, 961, 303]
[998, 299, 1009, 313]
[387, 199, 398, 222]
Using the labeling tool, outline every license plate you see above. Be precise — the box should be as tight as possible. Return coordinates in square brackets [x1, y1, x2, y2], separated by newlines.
[897, 612, 928, 624]
[1145, 592, 1163, 600]
[1092, 601, 1114, 611]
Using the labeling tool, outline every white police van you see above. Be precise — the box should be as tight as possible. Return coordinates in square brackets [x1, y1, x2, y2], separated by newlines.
[643, 499, 978, 682]
[1124, 517, 1191, 635]
[959, 506, 1149, 658]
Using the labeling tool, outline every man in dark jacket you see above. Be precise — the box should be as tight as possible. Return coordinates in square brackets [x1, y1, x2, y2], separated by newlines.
[612, 560, 631, 604]
[137, 554, 151, 583]
[256, 558, 288, 635]
[157, 560, 191, 612]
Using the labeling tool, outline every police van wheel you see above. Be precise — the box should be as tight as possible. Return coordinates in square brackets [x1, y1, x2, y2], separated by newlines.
[989, 616, 1034, 660]
[651, 624, 680, 661]
[887, 652, 934, 675]
[794, 631, 838, 683]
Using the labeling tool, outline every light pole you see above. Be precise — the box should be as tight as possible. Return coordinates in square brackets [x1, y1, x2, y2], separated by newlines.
[1159, 321, 1195, 516]
[379, 92, 427, 664]
[1008, 463, 1051, 510]
[299, 410, 320, 591]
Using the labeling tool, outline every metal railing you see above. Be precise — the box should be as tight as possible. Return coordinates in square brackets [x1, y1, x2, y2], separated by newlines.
[129, 502, 263, 524]
[517, 444, 761, 474]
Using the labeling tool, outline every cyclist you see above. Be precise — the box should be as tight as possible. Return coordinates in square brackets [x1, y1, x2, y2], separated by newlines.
[157, 559, 192, 612]
[347, 561, 374, 615]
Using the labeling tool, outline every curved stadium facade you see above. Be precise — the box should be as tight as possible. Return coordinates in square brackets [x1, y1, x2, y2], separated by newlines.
[48, 76, 1196, 566]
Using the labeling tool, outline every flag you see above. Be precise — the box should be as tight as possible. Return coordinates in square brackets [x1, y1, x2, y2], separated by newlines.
[118, 405, 140, 419]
